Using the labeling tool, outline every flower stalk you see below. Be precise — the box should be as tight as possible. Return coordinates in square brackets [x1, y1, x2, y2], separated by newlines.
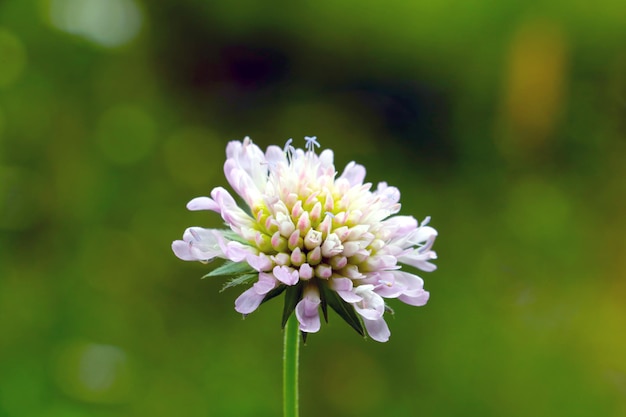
[283, 314, 300, 417]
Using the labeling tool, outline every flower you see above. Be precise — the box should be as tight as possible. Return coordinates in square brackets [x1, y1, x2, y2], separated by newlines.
[172, 136, 438, 342]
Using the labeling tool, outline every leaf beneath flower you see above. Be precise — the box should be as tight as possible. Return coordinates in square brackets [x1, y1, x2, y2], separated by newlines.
[319, 282, 365, 337]
[281, 284, 303, 329]
[220, 273, 258, 293]
[203, 261, 256, 278]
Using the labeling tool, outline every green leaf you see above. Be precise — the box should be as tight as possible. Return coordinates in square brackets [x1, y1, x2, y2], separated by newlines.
[220, 273, 258, 293]
[203, 261, 255, 279]
[319, 287, 329, 323]
[281, 284, 303, 329]
[319, 282, 365, 337]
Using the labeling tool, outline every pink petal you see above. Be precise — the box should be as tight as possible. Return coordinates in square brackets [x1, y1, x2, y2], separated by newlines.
[363, 317, 391, 342]
[186, 196, 219, 212]
[172, 228, 225, 262]
[330, 277, 363, 302]
[273, 266, 299, 286]
[298, 263, 314, 280]
[234, 287, 265, 314]
[339, 161, 366, 186]
[210, 187, 254, 231]
[399, 290, 430, 306]
[254, 272, 277, 295]
[246, 253, 273, 272]
[295, 287, 321, 333]
[223, 241, 255, 262]
[171, 240, 195, 261]
[353, 286, 385, 320]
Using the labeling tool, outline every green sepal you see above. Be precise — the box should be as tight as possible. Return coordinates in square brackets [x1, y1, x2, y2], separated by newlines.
[319, 281, 365, 337]
[320, 286, 329, 323]
[203, 261, 256, 279]
[260, 285, 286, 305]
[281, 284, 303, 329]
[220, 273, 258, 293]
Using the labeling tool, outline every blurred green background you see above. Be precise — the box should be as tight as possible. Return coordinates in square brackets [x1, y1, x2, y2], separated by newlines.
[1, 0, 625, 416]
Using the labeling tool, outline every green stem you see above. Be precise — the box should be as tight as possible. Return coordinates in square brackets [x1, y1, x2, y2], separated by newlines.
[283, 313, 300, 417]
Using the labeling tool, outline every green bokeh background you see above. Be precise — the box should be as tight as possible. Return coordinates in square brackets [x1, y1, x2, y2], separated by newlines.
[1, 1, 625, 416]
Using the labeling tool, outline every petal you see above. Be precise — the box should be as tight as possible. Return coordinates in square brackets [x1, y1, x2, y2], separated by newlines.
[273, 265, 299, 286]
[172, 228, 225, 262]
[253, 272, 277, 295]
[171, 240, 195, 261]
[339, 161, 366, 186]
[363, 317, 391, 342]
[186, 196, 219, 212]
[353, 286, 385, 320]
[372, 272, 404, 298]
[222, 241, 256, 262]
[210, 187, 254, 232]
[413, 226, 438, 244]
[399, 289, 430, 306]
[330, 277, 363, 302]
[265, 145, 287, 165]
[225, 137, 268, 194]
[234, 287, 265, 314]
[398, 249, 437, 272]
[298, 263, 314, 280]
[295, 287, 321, 333]
[246, 253, 273, 272]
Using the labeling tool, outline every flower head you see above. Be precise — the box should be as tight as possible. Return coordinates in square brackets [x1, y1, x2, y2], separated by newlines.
[172, 137, 438, 342]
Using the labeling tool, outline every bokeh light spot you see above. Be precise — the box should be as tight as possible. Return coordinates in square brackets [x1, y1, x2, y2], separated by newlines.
[0, 28, 27, 88]
[48, 0, 143, 48]
[95, 105, 156, 165]
[53, 341, 132, 404]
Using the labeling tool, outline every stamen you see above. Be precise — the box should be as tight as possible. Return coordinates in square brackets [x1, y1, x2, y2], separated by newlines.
[283, 138, 293, 152]
[284, 138, 295, 161]
[305, 136, 320, 153]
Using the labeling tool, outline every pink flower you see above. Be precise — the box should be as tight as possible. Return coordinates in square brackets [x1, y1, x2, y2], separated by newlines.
[172, 137, 438, 342]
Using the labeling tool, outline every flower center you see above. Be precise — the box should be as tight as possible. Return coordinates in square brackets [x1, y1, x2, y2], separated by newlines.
[248, 189, 378, 282]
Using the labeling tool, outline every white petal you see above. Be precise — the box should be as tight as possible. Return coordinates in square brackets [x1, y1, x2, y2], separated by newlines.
[413, 226, 438, 243]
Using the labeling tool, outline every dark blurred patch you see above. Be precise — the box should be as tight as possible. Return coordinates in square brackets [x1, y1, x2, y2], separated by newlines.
[151, 6, 453, 165]
[150, 6, 291, 108]
[341, 80, 454, 164]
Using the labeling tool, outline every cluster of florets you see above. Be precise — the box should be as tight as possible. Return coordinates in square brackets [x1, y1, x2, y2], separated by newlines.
[172, 137, 437, 342]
